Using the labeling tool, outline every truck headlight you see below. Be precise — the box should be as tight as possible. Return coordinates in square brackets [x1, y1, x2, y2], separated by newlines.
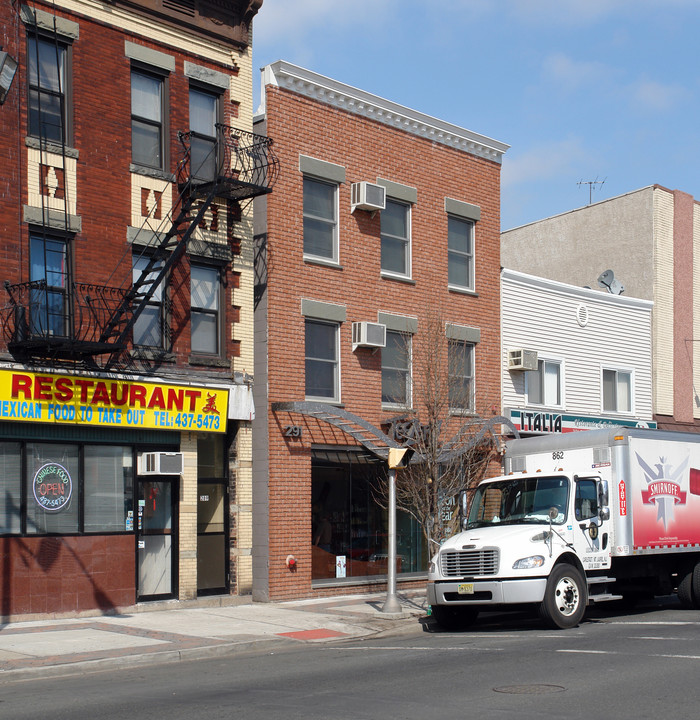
[512, 555, 545, 570]
[429, 561, 436, 573]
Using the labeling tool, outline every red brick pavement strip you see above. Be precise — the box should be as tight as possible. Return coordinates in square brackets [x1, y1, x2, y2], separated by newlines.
[275, 628, 348, 641]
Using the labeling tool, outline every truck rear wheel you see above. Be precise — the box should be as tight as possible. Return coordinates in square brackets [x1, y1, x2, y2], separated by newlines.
[678, 562, 700, 609]
[678, 570, 694, 608]
[693, 562, 700, 605]
[539, 563, 587, 629]
[431, 605, 479, 631]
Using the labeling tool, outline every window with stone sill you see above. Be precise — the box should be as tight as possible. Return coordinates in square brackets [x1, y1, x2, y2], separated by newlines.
[28, 33, 70, 145]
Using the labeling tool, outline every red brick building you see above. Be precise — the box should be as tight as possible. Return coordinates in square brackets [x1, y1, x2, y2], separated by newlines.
[0, 0, 274, 618]
[253, 61, 508, 600]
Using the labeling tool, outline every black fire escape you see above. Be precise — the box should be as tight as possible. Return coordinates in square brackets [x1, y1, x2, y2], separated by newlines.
[3, 123, 278, 371]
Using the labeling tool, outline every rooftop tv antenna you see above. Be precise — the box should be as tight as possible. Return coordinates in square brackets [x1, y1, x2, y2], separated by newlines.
[578, 177, 606, 204]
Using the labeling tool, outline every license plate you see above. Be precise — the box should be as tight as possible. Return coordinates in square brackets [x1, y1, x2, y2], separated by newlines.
[457, 583, 474, 595]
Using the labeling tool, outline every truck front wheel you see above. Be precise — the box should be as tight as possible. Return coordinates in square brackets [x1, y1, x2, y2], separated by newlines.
[539, 563, 587, 629]
[431, 605, 479, 631]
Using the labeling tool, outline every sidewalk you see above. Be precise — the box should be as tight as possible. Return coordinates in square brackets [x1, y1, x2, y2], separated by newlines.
[0, 590, 429, 681]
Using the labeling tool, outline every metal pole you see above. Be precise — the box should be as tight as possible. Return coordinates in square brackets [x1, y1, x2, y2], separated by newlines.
[381, 467, 402, 614]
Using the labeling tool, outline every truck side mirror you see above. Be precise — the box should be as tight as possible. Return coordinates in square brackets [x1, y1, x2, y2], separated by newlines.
[597, 480, 610, 521]
[460, 490, 468, 530]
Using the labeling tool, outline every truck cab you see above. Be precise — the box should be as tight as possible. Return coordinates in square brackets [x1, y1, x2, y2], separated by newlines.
[427, 471, 612, 629]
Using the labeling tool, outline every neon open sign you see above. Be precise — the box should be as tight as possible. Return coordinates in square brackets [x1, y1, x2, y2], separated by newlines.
[32, 462, 73, 512]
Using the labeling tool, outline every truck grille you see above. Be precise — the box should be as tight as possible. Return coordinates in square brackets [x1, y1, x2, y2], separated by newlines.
[439, 548, 499, 577]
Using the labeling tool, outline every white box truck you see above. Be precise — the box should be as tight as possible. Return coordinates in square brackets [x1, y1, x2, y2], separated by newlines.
[427, 427, 700, 629]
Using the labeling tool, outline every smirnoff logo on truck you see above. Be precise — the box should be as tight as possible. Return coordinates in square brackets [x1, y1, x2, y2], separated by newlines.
[636, 453, 688, 529]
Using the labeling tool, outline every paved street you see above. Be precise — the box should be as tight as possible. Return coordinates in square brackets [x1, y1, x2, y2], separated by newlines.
[0, 595, 698, 719]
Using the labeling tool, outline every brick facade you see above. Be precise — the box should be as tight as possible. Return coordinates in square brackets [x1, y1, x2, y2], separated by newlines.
[0, 0, 263, 618]
[253, 62, 507, 600]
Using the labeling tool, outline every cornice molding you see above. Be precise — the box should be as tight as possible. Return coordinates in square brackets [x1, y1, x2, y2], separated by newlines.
[261, 61, 509, 164]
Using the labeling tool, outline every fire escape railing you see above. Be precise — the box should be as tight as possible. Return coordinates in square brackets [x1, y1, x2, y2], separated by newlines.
[3, 124, 278, 369]
[2, 280, 129, 360]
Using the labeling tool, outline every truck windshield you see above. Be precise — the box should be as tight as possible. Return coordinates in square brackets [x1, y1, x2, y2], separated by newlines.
[467, 475, 569, 528]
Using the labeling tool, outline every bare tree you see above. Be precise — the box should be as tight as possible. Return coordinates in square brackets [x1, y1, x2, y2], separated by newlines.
[378, 309, 504, 556]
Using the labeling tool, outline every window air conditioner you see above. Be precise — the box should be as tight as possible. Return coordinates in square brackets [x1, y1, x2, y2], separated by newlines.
[351, 182, 386, 213]
[138, 451, 184, 476]
[508, 348, 539, 372]
[352, 321, 386, 350]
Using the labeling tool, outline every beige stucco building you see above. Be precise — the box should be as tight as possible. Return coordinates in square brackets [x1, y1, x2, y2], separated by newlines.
[502, 185, 700, 431]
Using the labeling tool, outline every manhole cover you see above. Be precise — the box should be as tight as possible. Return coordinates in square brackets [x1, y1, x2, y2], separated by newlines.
[493, 684, 565, 695]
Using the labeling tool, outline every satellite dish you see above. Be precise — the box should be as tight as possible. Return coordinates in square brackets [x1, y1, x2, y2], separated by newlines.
[597, 269, 624, 295]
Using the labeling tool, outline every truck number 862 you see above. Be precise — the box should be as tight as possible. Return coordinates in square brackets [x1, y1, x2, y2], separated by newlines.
[552, 451, 564, 460]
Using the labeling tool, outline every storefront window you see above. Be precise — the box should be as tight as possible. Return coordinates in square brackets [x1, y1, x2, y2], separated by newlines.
[0, 440, 172, 537]
[311, 450, 425, 581]
[0, 443, 21, 534]
[26, 443, 80, 535]
[84, 446, 133, 533]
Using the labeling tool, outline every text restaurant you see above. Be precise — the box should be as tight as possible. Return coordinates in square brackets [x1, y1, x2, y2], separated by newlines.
[0, 366, 246, 617]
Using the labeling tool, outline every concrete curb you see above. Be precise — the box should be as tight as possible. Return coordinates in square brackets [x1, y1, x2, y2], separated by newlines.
[0, 618, 427, 682]
[0, 637, 297, 682]
[0, 592, 429, 682]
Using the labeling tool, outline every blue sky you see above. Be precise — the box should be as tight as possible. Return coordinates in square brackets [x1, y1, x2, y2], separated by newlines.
[252, 0, 700, 231]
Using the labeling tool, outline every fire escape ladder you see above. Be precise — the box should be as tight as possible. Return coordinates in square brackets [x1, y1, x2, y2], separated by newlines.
[99, 178, 207, 364]
[100, 124, 278, 370]
[3, 107, 278, 369]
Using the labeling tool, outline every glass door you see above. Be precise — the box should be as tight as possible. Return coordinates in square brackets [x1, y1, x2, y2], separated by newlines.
[137, 478, 177, 599]
[197, 480, 228, 593]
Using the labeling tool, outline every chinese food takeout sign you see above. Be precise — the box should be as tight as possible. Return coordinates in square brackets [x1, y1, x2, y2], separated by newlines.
[33, 462, 73, 512]
[0, 370, 228, 433]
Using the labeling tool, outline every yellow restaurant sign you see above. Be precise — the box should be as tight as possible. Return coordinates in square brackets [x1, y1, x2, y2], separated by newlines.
[0, 369, 228, 433]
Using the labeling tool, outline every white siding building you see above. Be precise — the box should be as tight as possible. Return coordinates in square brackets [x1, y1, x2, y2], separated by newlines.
[502, 269, 654, 434]
[501, 185, 700, 432]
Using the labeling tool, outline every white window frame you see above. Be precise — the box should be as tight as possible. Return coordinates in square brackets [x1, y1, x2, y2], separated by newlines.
[381, 330, 412, 409]
[27, 32, 70, 145]
[29, 233, 70, 338]
[189, 84, 220, 183]
[190, 263, 221, 356]
[131, 65, 166, 170]
[380, 198, 412, 280]
[526, 358, 563, 408]
[305, 319, 341, 403]
[447, 215, 475, 292]
[303, 176, 339, 265]
[602, 367, 633, 414]
[448, 339, 475, 413]
[132, 253, 166, 349]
